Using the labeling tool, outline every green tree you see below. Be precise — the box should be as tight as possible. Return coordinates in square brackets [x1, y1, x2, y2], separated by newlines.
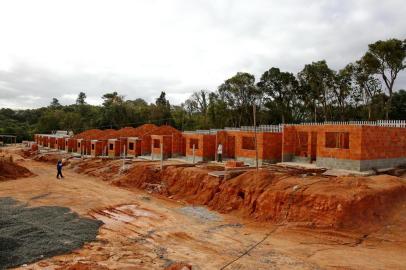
[76, 92, 87, 105]
[218, 72, 260, 126]
[258, 67, 298, 123]
[391, 90, 406, 119]
[297, 60, 335, 122]
[150, 91, 173, 125]
[361, 38, 406, 118]
[49, 98, 61, 108]
[346, 61, 382, 120]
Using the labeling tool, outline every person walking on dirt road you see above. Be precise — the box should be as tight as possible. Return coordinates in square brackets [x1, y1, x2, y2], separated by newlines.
[56, 160, 64, 179]
[217, 143, 223, 162]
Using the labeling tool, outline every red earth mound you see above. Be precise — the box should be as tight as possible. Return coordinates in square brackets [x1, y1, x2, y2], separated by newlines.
[0, 157, 34, 180]
[151, 125, 181, 135]
[74, 129, 105, 140]
[113, 164, 406, 230]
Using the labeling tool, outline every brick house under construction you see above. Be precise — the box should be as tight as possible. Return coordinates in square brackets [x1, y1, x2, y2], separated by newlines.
[179, 126, 283, 165]
[217, 127, 282, 166]
[182, 131, 216, 162]
[282, 124, 406, 171]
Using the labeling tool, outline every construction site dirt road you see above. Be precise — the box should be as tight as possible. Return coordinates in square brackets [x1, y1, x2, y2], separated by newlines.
[1, 148, 406, 269]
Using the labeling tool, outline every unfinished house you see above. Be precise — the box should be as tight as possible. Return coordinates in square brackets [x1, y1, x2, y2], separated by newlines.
[217, 126, 283, 166]
[65, 138, 76, 152]
[150, 135, 172, 160]
[90, 140, 107, 157]
[76, 139, 91, 156]
[57, 137, 66, 151]
[127, 137, 141, 157]
[282, 123, 406, 171]
[49, 137, 57, 148]
[107, 139, 121, 158]
[119, 137, 128, 157]
[141, 125, 183, 158]
[182, 131, 216, 162]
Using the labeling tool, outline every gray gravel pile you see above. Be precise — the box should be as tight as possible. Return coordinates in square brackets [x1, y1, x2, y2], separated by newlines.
[0, 197, 102, 269]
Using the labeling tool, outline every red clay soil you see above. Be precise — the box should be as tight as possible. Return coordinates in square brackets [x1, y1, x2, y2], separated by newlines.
[0, 158, 33, 180]
[98, 129, 119, 140]
[74, 124, 173, 141]
[73, 129, 105, 140]
[145, 125, 180, 136]
[56, 262, 109, 270]
[164, 262, 192, 270]
[113, 164, 406, 230]
[115, 124, 159, 138]
[70, 159, 122, 181]
[33, 152, 72, 164]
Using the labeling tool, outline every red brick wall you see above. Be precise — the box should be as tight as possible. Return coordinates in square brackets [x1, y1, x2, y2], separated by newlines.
[283, 125, 373, 161]
[57, 138, 65, 150]
[262, 132, 282, 161]
[172, 133, 185, 156]
[127, 138, 141, 156]
[151, 135, 172, 157]
[49, 137, 56, 148]
[183, 133, 216, 159]
[141, 135, 152, 155]
[108, 140, 121, 157]
[230, 131, 282, 161]
[216, 131, 236, 158]
[361, 126, 406, 160]
[184, 134, 204, 157]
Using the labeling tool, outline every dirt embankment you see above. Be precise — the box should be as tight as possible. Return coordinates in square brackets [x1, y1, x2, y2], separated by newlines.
[0, 156, 34, 181]
[113, 163, 406, 230]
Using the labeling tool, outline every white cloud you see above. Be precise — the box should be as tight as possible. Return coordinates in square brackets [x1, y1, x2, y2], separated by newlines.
[0, 0, 405, 109]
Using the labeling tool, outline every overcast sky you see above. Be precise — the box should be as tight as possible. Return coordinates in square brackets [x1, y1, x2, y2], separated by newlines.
[0, 0, 405, 109]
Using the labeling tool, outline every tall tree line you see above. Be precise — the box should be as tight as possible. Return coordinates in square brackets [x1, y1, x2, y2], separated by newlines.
[0, 38, 405, 141]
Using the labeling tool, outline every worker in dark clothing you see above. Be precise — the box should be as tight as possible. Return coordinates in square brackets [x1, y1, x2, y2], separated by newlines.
[56, 160, 64, 179]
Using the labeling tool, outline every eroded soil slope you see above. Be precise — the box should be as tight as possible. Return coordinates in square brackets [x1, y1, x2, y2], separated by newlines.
[109, 162, 406, 230]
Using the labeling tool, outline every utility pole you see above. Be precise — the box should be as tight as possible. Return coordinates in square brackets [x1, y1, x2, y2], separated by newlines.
[253, 103, 259, 172]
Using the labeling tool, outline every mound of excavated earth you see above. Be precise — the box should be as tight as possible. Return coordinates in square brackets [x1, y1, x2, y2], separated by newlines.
[113, 164, 406, 230]
[0, 158, 33, 181]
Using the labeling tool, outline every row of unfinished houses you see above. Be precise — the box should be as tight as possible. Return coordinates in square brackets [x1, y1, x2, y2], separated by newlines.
[34, 120, 406, 172]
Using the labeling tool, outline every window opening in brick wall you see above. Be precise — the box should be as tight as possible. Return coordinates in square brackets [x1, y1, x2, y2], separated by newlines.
[109, 143, 113, 150]
[153, 139, 160, 148]
[92, 144, 95, 150]
[325, 132, 349, 149]
[242, 136, 255, 150]
[129, 142, 134, 150]
[189, 138, 199, 149]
